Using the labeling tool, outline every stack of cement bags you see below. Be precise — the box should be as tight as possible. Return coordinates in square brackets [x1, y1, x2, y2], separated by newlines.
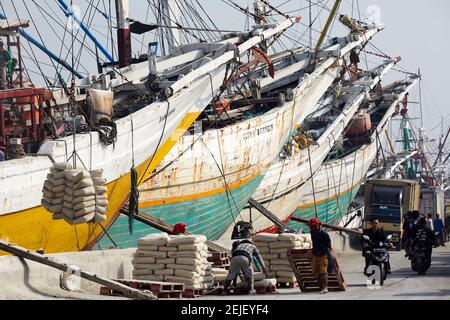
[41, 162, 108, 224]
[42, 162, 72, 219]
[253, 233, 312, 284]
[133, 233, 214, 290]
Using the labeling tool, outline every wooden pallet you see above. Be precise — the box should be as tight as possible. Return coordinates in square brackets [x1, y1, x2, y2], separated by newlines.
[287, 249, 346, 292]
[100, 279, 185, 299]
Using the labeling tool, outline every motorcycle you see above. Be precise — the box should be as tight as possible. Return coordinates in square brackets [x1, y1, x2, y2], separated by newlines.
[362, 234, 392, 286]
[410, 231, 437, 275]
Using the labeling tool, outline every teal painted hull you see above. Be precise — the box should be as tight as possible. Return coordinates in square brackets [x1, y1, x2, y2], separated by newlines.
[289, 183, 361, 232]
[95, 174, 266, 249]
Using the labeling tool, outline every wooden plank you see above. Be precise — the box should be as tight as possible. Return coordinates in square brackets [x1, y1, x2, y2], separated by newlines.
[0, 240, 156, 300]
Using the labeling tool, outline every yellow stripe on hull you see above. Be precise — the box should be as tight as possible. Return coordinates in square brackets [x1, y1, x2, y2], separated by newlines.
[0, 112, 201, 255]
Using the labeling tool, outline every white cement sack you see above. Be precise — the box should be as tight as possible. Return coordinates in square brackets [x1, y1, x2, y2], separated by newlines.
[52, 171, 66, 180]
[175, 270, 199, 278]
[270, 264, 293, 272]
[178, 243, 208, 251]
[258, 247, 270, 254]
[261, 253, 279, 260]
[70, 212, 95, 224]
[154, 269, 175, 276]
[73, 200, 96, 211]
[214, 274, 228, 281]
[269, 240, 303, 249]
[132, 265, 155, 272]
[252, 233, 278, 243]
[132, 257, 156, 264]
[270, 259, 291, 266]
[166, 235, 207, 246]
[134, 250, 167, 258]
[49, 204, 63, 213]
[74, 178, 93, 189]
[253, 241, 270, 248]
[133, 263, 164, 271]
[42, 188, 54, 199]
[211, 268, 228, 275]
[47, 175, 65, 187]
[278, 252, 289, 259]
[276, 271, 295, 278]
[52, 184, 65, 193]
[73, 206, 95, 218]
[175, 258, 204, 266]
[53, 162, 72, 171]
[137, 233, 169, 246]
[94, 185, 108, 194]
[71, 195, 96, 205]
[277, 233, 302, 242]
[64, 169, 90, 183]
[134, 275, 164, 282]
[93, 177, 106, 185]
[199, 274, 214, 283]
[95, 205, 107, 215]
[155, 258, 176, 264]
[43, 180, 54, 191]
[166, 264, 202, 273]
[269, 248, 291, 254]
[73, 186, 95, 196]
[168, 251, 201, 259]
[50, 198, 63, 205]
[93, 212, 107, 223]
[136, 245, 158, 251]
[255, 279, 277, 287]
[157, 246, 178, 252]
[90, 169, 103, 177]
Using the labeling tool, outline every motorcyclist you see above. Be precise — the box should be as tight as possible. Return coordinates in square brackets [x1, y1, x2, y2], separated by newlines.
[361, 218, 391, 274]
[404, 210, 421, 257]
[411, 217, 435, 269]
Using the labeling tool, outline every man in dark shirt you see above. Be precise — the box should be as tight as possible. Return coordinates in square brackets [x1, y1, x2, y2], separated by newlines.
[308, 217, 331, 294]
[362, 218, 391, 274]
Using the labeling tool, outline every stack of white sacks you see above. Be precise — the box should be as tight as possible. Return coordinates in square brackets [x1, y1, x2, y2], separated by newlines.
[252, 233, 312, 284]
[132, 233, 214, 290]
[41, 162, 108, 224]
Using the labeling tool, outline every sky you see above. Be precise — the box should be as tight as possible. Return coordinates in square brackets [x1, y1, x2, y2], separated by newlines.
[1, 0, 449, 157]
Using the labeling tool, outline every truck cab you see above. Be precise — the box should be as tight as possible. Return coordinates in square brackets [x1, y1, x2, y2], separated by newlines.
[363, 179, 420, 250]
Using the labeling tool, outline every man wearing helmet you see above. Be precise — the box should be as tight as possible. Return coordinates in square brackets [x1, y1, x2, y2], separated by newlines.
[308, 217, 332, 294]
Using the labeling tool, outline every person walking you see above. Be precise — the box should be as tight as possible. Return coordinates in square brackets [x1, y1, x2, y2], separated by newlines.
[433, 213, 445, 247]
[426, 213, 434, 231]
[308, 217, 331, 294]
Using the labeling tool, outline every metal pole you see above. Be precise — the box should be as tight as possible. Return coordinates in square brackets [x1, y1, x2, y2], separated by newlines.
[115, 0, 132, 68]
[418, 68, 424, 128]
[0, 11, 83, 79]
[56, 0, 113, 62]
